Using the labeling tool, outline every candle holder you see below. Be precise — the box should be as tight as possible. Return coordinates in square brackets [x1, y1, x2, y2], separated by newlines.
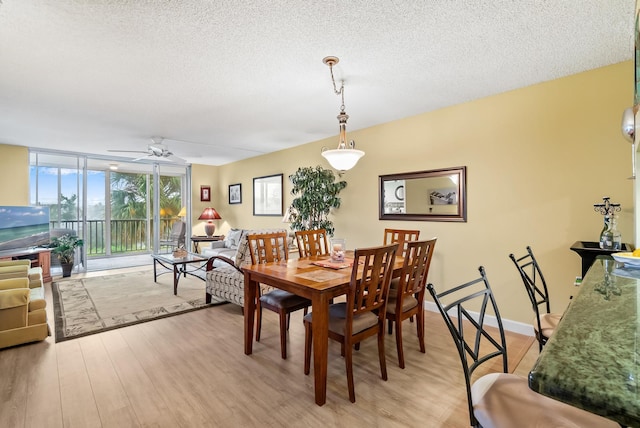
[331, 238, 345, 262]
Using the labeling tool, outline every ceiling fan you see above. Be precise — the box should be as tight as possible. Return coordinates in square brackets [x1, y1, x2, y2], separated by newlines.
[108, 137, 187, 164]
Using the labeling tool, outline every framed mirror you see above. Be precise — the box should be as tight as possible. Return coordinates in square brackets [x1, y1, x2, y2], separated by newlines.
[379, 166, 467, 222]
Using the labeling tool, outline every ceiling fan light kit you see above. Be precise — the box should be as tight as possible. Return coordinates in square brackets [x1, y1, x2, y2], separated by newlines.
[320, 56, 364, 172]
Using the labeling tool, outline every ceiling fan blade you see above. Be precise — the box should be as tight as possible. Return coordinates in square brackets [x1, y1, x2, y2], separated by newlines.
[107, 149, 150, 154]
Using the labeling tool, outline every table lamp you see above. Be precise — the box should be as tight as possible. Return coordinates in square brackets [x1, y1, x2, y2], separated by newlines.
[198, 207, 221, 237]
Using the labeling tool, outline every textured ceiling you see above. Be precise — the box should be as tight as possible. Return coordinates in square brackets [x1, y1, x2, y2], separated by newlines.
[0, 1, 635, 166]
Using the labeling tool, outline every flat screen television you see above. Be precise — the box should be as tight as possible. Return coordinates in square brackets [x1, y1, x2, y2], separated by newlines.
[0, 206, 50, 252]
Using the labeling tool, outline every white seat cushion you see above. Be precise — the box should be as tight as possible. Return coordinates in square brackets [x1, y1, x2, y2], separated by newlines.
[535, 312, 562, 339]
[471, 373, 618, 428]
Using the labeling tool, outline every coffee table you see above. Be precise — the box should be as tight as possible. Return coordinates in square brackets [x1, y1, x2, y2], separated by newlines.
[152, 252, 209, 295]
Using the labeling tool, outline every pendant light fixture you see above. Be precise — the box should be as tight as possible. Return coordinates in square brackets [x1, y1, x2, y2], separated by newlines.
[320, 56, 364, 172]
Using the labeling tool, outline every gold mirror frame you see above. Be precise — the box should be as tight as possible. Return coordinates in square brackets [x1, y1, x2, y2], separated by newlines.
[379, 166, 467, 222]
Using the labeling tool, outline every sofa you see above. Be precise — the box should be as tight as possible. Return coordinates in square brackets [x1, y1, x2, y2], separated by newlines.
[0, 273, 49, 349]
[204, 228, 287, 307]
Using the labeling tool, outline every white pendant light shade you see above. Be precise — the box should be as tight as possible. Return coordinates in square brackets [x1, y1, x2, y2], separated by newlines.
[322, 148, 364, 171]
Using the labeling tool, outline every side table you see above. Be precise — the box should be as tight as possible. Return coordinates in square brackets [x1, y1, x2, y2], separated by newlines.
[191, 235, 224, 253]
[569, 240, 634, 278]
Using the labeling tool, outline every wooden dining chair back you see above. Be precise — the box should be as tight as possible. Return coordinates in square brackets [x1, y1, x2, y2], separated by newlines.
[383, 228, 420, 257]
[385, 238, 437, 368]
[509, 246, 561, 352]
[303, 243, 398, 402]
[427, 266, 618, 428]
[247, 232, 311, 359]
[294, 229, 329, 257]
[247, 231, 289, 264]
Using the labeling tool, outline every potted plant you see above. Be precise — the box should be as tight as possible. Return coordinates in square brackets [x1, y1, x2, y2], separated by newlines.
[289, 166, 347, 236]
[51, 234, 83, 277]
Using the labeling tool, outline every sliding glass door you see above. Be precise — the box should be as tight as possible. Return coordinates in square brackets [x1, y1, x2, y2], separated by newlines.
[29, 150, 190, 272]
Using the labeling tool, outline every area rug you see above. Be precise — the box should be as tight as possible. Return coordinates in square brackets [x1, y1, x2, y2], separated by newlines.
[52, 269, 220, 342]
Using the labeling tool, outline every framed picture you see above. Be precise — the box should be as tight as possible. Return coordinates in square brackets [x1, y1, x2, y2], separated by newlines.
[229, 183, 242, 204]
[200, 185, 211, 202]
[253, 173, 283, 216]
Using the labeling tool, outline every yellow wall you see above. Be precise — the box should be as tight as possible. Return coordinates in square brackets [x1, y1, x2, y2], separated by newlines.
[204, 61, 635, 324]
[0, 61, 633, 325]
[0, 145, 29, 205]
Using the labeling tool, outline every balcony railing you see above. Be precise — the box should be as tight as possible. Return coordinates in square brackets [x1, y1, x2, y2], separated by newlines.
[53, 219, 176, 256]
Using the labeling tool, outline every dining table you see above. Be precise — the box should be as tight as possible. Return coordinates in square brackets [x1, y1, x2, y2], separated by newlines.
[242, 252, 404, 406]
[528, 256, 640, 427]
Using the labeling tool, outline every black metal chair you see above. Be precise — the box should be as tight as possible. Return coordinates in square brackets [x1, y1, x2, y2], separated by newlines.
[427, 267, 618, 428]
[509, 246, 561, 352]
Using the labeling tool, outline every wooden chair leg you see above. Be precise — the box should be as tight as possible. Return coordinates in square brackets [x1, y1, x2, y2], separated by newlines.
[304, 320, 312, 375]
[345, 339, 356, 403]
[417, 310, 425, 353]
[279, 310, 288, 359]
[395, 317, 405, 369]
[378, 328, 388, 381]
[255, 301, 262, 342]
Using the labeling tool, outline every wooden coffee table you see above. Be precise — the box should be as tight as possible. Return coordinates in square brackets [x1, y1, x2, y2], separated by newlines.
[151, 252, 209, 295]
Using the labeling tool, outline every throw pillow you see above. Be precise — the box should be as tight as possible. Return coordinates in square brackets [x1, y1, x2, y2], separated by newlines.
[225, 228, 243, 249]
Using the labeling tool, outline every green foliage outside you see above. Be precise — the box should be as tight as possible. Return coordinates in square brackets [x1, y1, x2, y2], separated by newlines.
[289, 166, 347, 237]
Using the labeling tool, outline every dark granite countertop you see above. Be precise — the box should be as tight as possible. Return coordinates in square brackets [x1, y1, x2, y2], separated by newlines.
[529, 257, 639, 427]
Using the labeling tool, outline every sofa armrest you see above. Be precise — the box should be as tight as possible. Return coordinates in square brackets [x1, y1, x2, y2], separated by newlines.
[0, 277, 29, 291]
[206, 255, 242, 273]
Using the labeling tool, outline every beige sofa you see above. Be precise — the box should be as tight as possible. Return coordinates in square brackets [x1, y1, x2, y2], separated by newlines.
[205, 228, 286, 306]
[0, 272, 49, 349]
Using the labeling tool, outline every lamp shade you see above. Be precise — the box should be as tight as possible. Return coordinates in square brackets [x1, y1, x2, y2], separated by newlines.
[198, 207, 221, 220]
[198, 207, 221, 237]
[322, 148, 365, 171]
[177, 206, 187, 217]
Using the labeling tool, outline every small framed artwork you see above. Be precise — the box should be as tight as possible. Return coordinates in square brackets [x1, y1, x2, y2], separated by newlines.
[253, 173, 283, 216]
[229, 183, 242, 204]
[200, 185, 211, 202]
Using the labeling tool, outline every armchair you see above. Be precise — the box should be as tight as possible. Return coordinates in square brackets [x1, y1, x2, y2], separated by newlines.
[0, 277, 49, 349]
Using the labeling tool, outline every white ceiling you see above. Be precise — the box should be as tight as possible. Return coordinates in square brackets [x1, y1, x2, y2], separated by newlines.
[0, 1, 635, 166]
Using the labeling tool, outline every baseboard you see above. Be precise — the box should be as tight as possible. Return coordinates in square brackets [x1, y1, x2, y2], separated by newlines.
[423, 301, 534, 337]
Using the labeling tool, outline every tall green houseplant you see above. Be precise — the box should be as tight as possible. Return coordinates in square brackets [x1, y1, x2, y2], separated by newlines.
[289, 166, 347, 236]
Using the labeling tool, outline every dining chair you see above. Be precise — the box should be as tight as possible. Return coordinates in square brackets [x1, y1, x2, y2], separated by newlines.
[247, 231, 311, 359]
[384, 238, 436, 368]
[384, 228, 421, 326]
[383, 228, 420, 258]
[427, 267, 617, 428]
[303, 243, 398, 403]
[295, 229, 330, 257]
[509, 246, 562, 352]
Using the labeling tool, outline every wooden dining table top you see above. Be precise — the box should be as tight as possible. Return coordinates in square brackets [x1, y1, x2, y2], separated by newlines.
[242, 253, 405, 294]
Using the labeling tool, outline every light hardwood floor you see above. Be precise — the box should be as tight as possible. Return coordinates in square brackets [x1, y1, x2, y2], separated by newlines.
[0, 268, 536, 428]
